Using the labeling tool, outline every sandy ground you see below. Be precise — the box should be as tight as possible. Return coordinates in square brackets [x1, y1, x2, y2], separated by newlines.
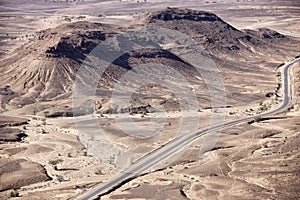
[0, 115, 117, 200]
[98, 64, 300, 200]
[0, 61, 297, 199]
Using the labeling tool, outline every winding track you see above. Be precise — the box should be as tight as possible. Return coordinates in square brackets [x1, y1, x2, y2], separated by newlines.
[77, 58, 300, 200]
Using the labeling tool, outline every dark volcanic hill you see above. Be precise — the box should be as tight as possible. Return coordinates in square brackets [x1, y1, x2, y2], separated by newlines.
[143, 8, 299, 58]
[0, 22, 118, 110]
[0, 8, 299, 114]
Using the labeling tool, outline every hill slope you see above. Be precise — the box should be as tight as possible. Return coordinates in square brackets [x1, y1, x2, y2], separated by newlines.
[0, 8, 299, 114]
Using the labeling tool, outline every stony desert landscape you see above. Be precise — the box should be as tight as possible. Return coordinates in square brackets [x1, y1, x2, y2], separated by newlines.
[0, 0, 299, 200]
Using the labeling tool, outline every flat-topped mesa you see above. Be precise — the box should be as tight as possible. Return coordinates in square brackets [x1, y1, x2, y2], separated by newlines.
[35, 22, 114, 59]
[143, 7, 247, 52]
[144, 7, 223, 23]
[0, 21, 119, 105]
[44, 32, 106, 59]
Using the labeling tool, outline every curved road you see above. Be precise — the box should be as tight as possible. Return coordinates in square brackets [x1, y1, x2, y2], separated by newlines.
[77, 58, 300, 200]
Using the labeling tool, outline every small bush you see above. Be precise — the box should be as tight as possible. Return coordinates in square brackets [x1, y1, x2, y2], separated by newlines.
[48, 159, 63, 165]
[10, 190, 19, 197]
[95, 169, 104, 175]
[229, 111, 235, 115]
[57, 175, 64, 182]
[261, 130, 277, 138]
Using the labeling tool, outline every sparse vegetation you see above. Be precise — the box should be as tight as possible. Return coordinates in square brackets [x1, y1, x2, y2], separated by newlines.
[41, 129, 47, 134]
[229, 111, 236, 115]
[261, 130, 279, 138]
[256, 102, 272, 114]
[95, 169, 104, 175]
[1, 3, 300, 200]
[10, 187, 20, 197]
[56, 175, 64, 182]
[48, 159, 63, 165]
[108, 155, 116, 165]
[10, 189, 19, 197]
[254, 117, 261, 123]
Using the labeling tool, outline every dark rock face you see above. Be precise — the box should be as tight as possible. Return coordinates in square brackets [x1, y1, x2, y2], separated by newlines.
[144, 8, 297, 58]
[0, 116, 28, 142]
[259, 28, 286, 39]
[0, 158, 51, 191]
[145, 7, 221, 22]
[35, 22, 114, 59]
[45, 31, 107, 59]
[244, 28, 286, 41]
[0, 128, 27, 142]
[144, 8, 249, 53]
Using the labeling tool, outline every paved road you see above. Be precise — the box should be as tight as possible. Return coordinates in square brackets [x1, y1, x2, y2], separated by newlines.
[77, 58, 300, 200]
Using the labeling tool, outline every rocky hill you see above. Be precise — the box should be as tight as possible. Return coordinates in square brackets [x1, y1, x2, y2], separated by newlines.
[0, 8, 299, 114]
[143, 8, 298, 57]
[0, 22, 118, 110]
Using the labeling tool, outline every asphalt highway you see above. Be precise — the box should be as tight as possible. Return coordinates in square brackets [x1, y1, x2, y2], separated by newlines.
[77, 58, 300, 200]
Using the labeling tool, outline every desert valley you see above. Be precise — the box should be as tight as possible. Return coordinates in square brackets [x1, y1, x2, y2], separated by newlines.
[0, 0, 300, 200]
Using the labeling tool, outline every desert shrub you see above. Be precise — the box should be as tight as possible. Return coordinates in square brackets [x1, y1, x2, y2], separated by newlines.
[57, 175, 64, 182]
[48, 159, 63, 165]
[41, 129, 47, 134]
[10, 189, 19, 197]
[261, 130, 279, 138]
